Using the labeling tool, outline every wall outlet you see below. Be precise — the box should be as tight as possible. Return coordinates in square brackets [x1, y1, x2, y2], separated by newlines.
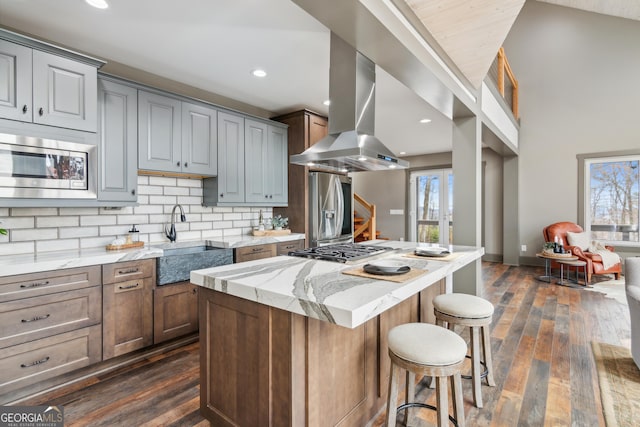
[521, 245, 527, 252]
[390, 209, 404, 215]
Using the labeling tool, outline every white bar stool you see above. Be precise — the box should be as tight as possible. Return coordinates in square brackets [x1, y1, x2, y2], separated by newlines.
[386, 323, 467, 427]
[433, 293, 496, 408]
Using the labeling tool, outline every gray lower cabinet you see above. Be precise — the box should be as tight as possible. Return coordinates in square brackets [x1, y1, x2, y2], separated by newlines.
[97, 78, 138, 203]
[138, 90, 217, 176]
[0, 39, 98, 132]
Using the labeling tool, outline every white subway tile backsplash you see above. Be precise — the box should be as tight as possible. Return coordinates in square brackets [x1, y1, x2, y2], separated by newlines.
[177, 178, 200, 188]
[12, 208, 57, 216]
[59, 207, 99, 216]
[37, 216, 79, 228]
[137, 185, 163, 195]
[0, 179, 281, 256]
[60, 226, 99, 239]
[81, 216, 117, 226]
[37, 239, 79, 253]
[0, 241, 35, 256]
[12, 228, 58, 242]
[149, 176, 177, 186]
[164, 186, 190, 196]
[4, 217, 35, 229]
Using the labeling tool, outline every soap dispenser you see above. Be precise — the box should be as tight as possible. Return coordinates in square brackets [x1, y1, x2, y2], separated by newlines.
[129, 225, 140, 243]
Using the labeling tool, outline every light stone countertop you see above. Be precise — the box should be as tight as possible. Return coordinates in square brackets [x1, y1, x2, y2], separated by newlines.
[0, 234, 305, 278]
[205, 233, 305, 248]
[190, 240, 484, 329]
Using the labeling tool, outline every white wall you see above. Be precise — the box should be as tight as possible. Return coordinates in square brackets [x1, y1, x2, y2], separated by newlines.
[503, 2, 640, 260]
[0, 176, 270, 256]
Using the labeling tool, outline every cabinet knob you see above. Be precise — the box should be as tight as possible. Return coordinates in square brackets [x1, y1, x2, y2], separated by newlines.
[269, 195, 273, 199]
[22, 105, 28, 113]
[184, 162, 188, 168]
[38, 107, 44, 116]
[176, 161, 181, 167]
[220, 193, 224, 198]
[265, 195, 268, 198]
[131, 189, 136, 196]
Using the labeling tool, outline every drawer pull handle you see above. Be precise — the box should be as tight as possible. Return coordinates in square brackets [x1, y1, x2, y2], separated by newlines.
[21, 356, 50, 368]
[21, 314, 50, 323]
[117, 268, 139, 275]
[119, 283, 140, 290]
[284, 245, 295, 249]
[252, 248, 263, 252]
[20, 281, 50, 289]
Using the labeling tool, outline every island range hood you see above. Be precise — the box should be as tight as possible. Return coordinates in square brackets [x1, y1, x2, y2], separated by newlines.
[290, 33, 409, 173]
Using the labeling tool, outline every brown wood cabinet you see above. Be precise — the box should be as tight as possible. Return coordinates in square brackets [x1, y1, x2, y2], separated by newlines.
[198, 279, 445, 427]
[102, 259, 154, 360]
[0, 266, 102, 396]
[234, 243, 277, 263]
[153, 281, 198, 344]
[272, 109, 328, 245]
[276, 239, 304, 255]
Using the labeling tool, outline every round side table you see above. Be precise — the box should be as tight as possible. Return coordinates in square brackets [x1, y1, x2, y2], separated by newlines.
[557, 259, 589, 286]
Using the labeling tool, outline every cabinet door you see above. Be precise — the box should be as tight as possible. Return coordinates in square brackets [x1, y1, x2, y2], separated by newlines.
[0, 40, 32, 122]
[138, 90, 182, 173]
[32, 50, 97, 132]
[153, 281, 198, 344]
[245, 119, 268, 203]
[182, 102, 217, 176]
[217, 111, 245, 203]
[103, 277, 153, 359]
[308, 113, 328, 147]
[267, 125, 288, 204]
[97, 79, 138, 202]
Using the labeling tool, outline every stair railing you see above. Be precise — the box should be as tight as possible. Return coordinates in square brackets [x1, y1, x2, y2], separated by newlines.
[495, 47, 519, 119]
[354, 193, 376, 241]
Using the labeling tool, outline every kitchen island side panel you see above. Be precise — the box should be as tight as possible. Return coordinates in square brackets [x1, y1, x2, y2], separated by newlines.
[198, 286, 432, 426]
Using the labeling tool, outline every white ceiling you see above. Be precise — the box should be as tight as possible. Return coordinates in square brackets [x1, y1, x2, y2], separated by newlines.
[0, 0, 452, 157]
[536, 0, 640, 21]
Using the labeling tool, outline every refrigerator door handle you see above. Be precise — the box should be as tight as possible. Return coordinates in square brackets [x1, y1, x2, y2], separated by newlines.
[335, 176, 344, 238]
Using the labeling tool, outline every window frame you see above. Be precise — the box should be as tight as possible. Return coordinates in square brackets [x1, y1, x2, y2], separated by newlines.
[578, 149, 640, 247]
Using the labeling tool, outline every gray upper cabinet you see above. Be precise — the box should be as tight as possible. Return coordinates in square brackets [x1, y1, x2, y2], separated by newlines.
[138, 90, 181, 173]
[97, 79, 138, 203]
[0, 40, 32, 122]
[245, 119, 287, 205]
[216, 111, 245, 203]
[0, 40, 98, 132]
[138, 91, 217, 176]
[182, 102, 217, 176]
[32, 51, 97, 132]
[245, 119, 268, 203]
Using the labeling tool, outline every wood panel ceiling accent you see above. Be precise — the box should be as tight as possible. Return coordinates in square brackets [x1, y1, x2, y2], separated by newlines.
[537, 0, 640, 21]
[402, 0, 526, 89]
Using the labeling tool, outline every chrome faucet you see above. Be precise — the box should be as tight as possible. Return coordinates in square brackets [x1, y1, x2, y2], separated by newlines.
[165, 204, 186, 242]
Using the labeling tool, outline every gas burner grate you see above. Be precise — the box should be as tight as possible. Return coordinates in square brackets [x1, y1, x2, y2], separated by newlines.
[288, 243, 392, 262]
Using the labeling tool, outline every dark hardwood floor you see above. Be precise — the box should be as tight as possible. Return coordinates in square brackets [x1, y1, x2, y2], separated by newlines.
[23, 263, 629, 426]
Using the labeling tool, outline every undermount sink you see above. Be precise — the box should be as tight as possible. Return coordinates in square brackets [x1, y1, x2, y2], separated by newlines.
[156, 245, 233, 285]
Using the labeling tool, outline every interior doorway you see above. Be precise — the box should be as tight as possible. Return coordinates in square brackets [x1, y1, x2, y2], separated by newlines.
[409, 169, 453, 244]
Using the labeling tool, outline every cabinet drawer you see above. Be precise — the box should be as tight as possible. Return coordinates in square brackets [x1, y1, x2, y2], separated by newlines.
[0, 286, 101, 349]
[235, 244, 277, 263]
[0, 324, 102, 395]
[0, 266, 101, 303]
[102, 259, 154, 285]
[277, 240, 304, 255]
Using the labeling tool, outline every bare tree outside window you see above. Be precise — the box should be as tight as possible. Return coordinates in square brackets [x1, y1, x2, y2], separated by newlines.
[589, 159, 639, 242]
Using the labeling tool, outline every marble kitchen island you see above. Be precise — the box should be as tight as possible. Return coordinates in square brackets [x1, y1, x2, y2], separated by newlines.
[190, 241, 483, 427]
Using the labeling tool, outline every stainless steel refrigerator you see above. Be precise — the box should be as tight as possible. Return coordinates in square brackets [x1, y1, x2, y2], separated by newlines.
[308, 172, 353, 247]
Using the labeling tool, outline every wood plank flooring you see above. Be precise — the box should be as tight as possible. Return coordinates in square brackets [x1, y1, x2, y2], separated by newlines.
[22, 263, 629, 426]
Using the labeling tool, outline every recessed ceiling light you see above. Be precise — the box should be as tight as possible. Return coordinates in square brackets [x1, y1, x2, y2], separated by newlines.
[86, 0, 109, 9]
[323, 100, 331, 106]
[357, 156, 367, 161]
[399, 151, 406, 155]
[388, 164, 397, 169]
[419, 118, 432, 124]
[306, 162, 315, 167]
[251, 69, 267, 78]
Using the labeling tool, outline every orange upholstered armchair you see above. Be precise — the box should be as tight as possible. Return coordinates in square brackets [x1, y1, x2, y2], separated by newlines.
[543, 221, 622, 283]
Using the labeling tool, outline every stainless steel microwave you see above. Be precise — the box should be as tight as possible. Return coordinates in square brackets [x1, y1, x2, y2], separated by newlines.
[0, 133, 97, 199]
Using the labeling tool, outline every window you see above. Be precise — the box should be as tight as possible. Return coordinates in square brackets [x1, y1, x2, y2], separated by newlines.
[583, 155, 639, 244]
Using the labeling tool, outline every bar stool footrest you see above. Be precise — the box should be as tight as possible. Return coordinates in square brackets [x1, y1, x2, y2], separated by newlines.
[397, 402, 459, 427]
[460, 354, 489, 380]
